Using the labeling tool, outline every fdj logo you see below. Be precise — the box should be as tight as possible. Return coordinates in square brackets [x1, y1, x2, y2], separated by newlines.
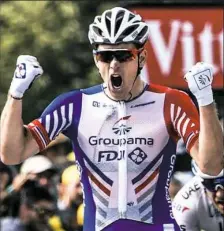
[128, 147, 147, 165]
[98, 151, 124, 162]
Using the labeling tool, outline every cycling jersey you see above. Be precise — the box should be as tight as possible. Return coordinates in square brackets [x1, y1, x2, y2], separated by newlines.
[28, 83, 199, 231]
[172, 176, 224, 231]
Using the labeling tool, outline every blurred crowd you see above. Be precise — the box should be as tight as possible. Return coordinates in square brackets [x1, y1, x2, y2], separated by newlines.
[0, 141, 84, 231]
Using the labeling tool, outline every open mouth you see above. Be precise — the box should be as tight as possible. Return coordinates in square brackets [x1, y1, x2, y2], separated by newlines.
[111, 74, 123, 89]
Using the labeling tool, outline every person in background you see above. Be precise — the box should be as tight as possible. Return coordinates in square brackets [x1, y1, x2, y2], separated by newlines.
[20, 155, 57, 188]
[0, 161, 18, 217]
[11, 155, 58, 201]
[57, 165, 83, 231]
[172, 160, 224, 231]
[0, 185, 64, 231]
[76, 203, 84, 231]
[0, 161, 14, 202]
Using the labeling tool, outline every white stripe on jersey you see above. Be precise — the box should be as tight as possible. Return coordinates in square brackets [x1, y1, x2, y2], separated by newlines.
[177, 112, 186, 136]
[182, 118, 190, 137]
[173, 106, 181, 127]
[186, 132, 195, 148]
[46, 114, 51, 133]
[50, 110, 59, 140]
[170, 104, 175, 123]
[63, 103, 73, 130]
[55, 105, 66, 137]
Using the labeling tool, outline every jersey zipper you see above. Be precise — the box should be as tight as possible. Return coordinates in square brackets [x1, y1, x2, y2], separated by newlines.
[117, 101, 128, 218]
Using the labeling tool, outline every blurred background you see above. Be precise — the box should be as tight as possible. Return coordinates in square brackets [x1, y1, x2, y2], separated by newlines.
[0, 1, 223, 231]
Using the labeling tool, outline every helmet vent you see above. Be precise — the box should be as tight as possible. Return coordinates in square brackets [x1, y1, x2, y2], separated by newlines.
[105, 12, 112, 36]
[128, 13, 135, 21]
[115, 12, 124, 35]
[137, 26, 149, 40]
[93, 26, 103, 36]
[120, 25, 139, 38]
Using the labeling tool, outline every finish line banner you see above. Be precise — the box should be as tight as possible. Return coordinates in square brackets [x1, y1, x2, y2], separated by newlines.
[129, 6, 223, 89]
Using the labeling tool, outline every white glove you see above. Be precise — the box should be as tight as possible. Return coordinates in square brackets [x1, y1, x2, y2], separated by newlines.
[9, 55, 43, 98]
[184, 62, 214, 106]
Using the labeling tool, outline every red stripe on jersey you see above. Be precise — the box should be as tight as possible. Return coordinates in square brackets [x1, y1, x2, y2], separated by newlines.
[87, 170, 111, 196]
[32, 120, 51, 144]
[27, 119, 51, 151]
[135, 167, 159, 194]
[27, 124, 45, 151]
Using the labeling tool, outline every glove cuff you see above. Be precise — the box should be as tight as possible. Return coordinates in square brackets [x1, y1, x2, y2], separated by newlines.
[9, 87, 24, 98]
[197, 92, 214, 107]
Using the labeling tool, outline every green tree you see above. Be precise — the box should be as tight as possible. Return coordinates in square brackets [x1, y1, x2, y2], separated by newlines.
[0, 1, 117, 122]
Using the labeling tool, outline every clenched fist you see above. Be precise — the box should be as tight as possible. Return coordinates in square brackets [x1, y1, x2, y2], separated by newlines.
[9, 55, 43, 98]
[184, 62, 214, 106]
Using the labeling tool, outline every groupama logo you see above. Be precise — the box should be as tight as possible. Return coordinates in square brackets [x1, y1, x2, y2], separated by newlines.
[112, 115, 132, 135]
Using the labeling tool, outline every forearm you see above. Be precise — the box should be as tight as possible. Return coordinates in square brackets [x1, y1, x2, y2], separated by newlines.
[198, 103, 223, 174]
[0, 95, 25, 164]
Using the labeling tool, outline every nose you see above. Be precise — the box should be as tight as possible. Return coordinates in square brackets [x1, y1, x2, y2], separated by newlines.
[110, 57, 120, 70]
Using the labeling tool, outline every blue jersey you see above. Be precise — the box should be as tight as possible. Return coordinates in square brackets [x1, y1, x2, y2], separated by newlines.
[28, 83, 200, 231]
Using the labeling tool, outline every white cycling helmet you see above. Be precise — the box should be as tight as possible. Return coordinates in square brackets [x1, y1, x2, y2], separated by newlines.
[88, 7, 149, 48]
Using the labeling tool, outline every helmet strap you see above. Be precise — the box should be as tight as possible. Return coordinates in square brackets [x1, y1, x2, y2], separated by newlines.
[127, 53, 141, 101]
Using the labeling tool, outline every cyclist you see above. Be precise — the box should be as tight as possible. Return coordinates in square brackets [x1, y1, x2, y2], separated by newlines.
[172, 160, 224, 231]
[0, 6, 223, 231]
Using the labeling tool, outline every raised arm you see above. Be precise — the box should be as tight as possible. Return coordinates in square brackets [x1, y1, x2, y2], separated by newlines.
[190, 104, 223, 175]
[185, 62, 223, 175]
[0, 55, 43, 164]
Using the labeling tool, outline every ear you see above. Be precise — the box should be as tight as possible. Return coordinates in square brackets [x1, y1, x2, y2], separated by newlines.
[139, 49, 147, 68]
[93, 55, 99, 69]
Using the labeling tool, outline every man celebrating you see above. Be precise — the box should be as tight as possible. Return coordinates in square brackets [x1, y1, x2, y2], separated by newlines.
[0, 6, 223, 231]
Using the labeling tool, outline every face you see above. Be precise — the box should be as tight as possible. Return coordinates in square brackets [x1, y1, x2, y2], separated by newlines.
[207, 188, 224, 215]
[94, 43, 147, 101]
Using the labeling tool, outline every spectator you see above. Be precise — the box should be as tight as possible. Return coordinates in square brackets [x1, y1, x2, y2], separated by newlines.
[0, 161, 14, 201]
[172, 161, 224, 231]
[57, 165, 83, 231]
[20, 155, 57, 188]
[0, 185, 63, 231]
[0, 162, 18, 217]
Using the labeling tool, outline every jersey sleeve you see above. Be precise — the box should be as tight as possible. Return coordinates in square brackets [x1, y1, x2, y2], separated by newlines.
[172, 190, 200, 231]
[27, 90, 80, 151]
[164, 89, 200, 153]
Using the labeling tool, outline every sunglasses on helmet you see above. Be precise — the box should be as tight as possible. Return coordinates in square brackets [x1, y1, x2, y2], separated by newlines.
[93, 48, 144, 63]
[202, 176, 224, 192]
